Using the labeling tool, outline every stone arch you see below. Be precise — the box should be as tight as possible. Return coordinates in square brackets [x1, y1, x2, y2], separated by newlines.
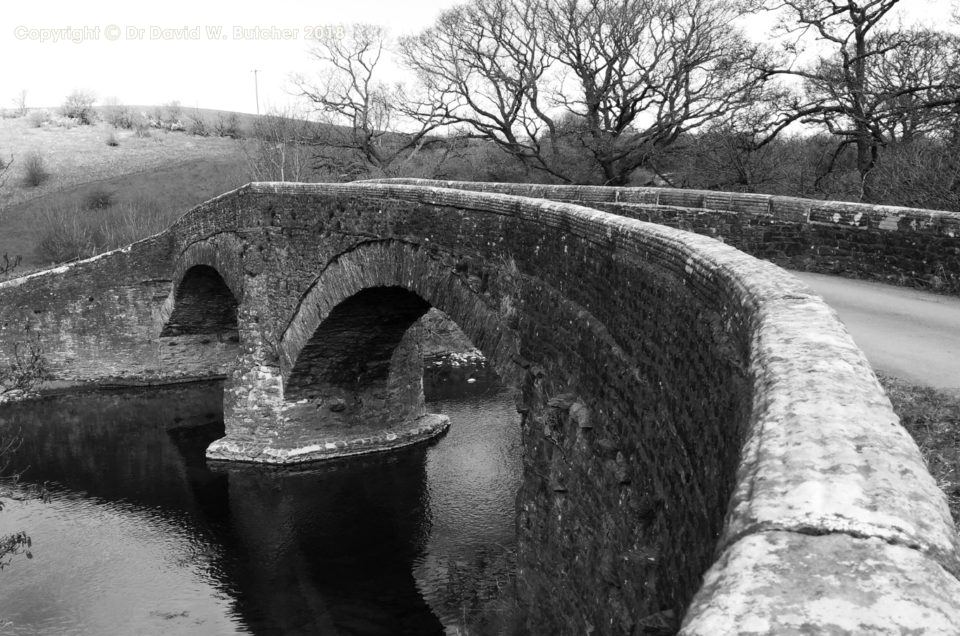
[285, 286, 431, 400]
[279, 240, 521, 399]
[159, 265, 239, 338]
[155, 235, 246, 379]
[158, 235, 245, 337]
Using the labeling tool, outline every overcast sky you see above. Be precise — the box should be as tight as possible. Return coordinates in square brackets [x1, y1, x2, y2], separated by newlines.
[3, 0, 955, 116]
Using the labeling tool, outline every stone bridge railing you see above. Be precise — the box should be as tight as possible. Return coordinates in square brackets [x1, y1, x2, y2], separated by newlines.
[0, 182, 957, 633]
[373, 178, 960, 293]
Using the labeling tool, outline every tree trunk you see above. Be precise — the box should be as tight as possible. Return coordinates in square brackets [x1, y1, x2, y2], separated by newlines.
[856, 128, 879, 202]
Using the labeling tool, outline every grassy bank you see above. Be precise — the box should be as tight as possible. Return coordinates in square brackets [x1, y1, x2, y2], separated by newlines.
[1, 157, 246, 268]
[879, 374, 960, 532]
[0, 117, 245, 209]
[0, 116, 249, 268]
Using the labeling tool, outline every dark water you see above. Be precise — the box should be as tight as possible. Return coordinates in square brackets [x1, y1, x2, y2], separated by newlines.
[0, 360, 521, 635]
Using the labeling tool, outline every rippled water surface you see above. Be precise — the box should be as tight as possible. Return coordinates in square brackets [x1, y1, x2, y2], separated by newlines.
[0, 361, 520, 635]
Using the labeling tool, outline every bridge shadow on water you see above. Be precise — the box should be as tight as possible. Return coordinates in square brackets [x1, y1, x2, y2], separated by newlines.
[0, 368, 517, 635]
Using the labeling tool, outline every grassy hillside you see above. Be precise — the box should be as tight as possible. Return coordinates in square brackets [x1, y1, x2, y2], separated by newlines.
[0, 114, 251, 268]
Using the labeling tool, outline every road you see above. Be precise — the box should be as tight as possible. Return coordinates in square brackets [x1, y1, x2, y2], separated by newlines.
[792, 272, 960, 393]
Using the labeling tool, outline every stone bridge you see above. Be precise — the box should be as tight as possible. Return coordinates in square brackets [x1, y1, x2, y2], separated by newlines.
[0, 181, 958, 634]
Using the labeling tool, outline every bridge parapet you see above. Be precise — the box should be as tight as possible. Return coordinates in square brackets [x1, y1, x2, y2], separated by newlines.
[373, 178, 960, 292]
[0, 181, 956, 633]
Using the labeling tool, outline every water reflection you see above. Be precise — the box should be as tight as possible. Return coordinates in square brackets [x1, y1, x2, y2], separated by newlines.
[0, 361, 520, 635]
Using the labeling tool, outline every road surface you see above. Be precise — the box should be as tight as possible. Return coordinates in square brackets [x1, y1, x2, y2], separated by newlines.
[792, 272, 960, 393]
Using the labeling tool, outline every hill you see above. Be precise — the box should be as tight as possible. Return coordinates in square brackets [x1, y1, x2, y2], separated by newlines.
[0, 112, 253, 268]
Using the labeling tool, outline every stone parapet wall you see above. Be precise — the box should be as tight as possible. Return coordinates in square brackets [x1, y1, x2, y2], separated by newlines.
[374, 178, 960, 292]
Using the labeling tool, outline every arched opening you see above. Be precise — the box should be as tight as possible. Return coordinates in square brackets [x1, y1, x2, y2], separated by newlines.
[286, 286, 431, 400]
[161, 265, 239, 341]
[158, 265, 240, 379]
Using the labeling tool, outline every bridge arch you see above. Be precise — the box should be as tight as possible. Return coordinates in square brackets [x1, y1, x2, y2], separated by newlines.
[154, 235, 246, 379]
[159, 235, 245, 338]
[279, 240, 522, 396]
[217, 239, 526, 464]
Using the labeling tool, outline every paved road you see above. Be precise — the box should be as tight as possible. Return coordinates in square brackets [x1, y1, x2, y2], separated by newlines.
[792, 272, 960, 393]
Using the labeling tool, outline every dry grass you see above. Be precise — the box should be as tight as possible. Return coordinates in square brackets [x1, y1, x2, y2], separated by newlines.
[0, 115, 254, 267]
[34, 199, 182, 263]
[0, 158, 247, 267]
[0, 116, 246, 211]
[879, 373, 960, 533]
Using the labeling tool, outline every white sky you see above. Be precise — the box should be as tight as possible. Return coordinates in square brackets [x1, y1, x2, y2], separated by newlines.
[2, 0, 956, 116]
[2, 0, 460, 115]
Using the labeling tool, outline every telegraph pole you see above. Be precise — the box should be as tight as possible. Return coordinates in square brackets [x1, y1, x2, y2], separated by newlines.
[252, 69, 261, 115]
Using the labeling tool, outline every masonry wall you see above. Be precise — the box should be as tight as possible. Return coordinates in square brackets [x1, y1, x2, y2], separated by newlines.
[376, 179, 960, 292]
[0, 234, 239, 387]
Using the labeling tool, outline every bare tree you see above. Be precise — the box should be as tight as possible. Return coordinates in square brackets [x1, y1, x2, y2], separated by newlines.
[864, 29, 960, 144]
[60, 90, 97, 125]
[400, 0, 770, 185]
[541, 0, 770, 184]
[400, 0, 560, 179]
[294, 24, 446, 178]
[759, 0, 960, 200]
[10, 91, 27, 118]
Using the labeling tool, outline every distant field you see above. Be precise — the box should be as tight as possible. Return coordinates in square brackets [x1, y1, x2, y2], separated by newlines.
[0, 115, 252, 267]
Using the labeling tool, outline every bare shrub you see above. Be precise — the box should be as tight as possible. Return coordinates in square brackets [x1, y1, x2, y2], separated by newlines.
[34, 205, 97, 262]
[51, 116, 76, 129]
[97, 197, 175, 247]
[870, 140, 960, 211]
[0, 254, 21, 279]
[82, 187, 115, 210]
[102, 98, 133, 129]
[189, 114, 209, 136]
[132, 113, 151, 138]
[22, 151, 49, 187]
[0, 256, 46, 394]
[1, 333, 48, 394]
[27, 110, 49, 128]
[35, 198, 178, 264]
[11, 90, 27, 118]
[214, 112, 241, 138]
[0, 154, 12, 191]
[242, 109, 315, 181]
[162, 101, 183, 129]
[60, 90, 97, 125]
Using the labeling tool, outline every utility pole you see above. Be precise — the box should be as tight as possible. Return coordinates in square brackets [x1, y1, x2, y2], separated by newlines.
[252, 69, 261, 115]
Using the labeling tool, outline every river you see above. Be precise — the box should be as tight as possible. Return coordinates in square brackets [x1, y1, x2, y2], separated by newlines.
[0, 359, 521, 635]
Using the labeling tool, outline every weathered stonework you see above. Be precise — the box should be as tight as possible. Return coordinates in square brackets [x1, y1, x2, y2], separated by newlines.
[376, 179, 960, 293]
[0, 181, 957, 633]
